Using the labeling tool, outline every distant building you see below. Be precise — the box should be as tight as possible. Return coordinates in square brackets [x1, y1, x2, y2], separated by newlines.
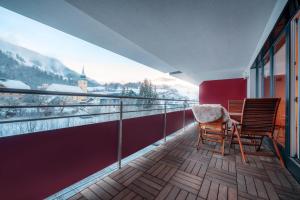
[45, 83, 84, 101]
[0, 78, 30, 90]
[78, 66, 87, 93]
[41, 66, 88, 102]
[46, 83, 83, 93]
[38, 83, 49, 90]
[0, 78, 31, 97]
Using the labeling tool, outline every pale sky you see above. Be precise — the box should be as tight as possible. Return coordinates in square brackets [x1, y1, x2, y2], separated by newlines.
[0, 6, 197, 93]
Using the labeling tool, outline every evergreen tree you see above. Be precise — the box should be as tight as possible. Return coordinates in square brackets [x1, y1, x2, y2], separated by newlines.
[138, 79, 158, 108]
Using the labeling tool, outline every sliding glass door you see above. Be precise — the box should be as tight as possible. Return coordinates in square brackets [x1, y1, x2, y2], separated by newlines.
[291, 17, 300, 159]
[273, 35, 287, 148]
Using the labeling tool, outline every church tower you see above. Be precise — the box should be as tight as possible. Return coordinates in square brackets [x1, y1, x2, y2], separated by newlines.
[78, 66, 88, 93]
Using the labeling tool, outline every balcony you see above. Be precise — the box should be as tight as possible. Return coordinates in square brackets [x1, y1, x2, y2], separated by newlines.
[0, 1, 300, 200]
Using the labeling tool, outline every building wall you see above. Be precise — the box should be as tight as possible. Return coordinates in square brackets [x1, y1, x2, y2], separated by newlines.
[199, 78, 247, 109]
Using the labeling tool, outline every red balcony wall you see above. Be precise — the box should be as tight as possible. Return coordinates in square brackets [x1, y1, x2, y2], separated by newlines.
[122, 114, 164, 158]
[199, 78, 247, 109]
[166, 110, 184, 135]
[122, 110, 194, 158]
[0, 110, 195, 199]
[0, 121, 118, 200]
[185, 109, 195, 125]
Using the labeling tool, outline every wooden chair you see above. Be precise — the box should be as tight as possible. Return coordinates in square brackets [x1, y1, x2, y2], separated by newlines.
[228, 100, 243, 122]
[197, 115, 227, 156]
[231, 98, 284, 166]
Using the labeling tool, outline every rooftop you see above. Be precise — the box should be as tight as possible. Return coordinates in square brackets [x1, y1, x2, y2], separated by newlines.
[0, 79, 30, 89]
[46, 83, 84, 93]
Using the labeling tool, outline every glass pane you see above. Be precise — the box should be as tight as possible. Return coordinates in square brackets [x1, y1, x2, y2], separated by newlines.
[274, 36, 286, 147]
[250, 68, 257, 97]
[264, 61, 271, 97]
[258, 67, 263, 97]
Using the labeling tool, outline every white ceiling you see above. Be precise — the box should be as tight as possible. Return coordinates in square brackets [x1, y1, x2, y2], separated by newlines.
[0, 0, 283, 85]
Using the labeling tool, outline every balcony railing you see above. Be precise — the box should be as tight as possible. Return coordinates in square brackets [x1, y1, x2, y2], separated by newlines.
[0, 88, 197, 200]
[0, 88, 197, 136]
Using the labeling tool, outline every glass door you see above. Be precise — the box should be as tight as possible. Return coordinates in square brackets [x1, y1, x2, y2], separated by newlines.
[263, 54, 271, 97]
[273, 35, 287, 148]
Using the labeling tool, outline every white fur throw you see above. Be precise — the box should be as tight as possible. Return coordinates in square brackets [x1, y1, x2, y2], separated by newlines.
[192, 104, 230, 124]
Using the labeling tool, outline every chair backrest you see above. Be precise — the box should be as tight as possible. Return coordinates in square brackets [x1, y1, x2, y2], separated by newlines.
[228, 100, 244, 113]
[241, 98, 280, 134]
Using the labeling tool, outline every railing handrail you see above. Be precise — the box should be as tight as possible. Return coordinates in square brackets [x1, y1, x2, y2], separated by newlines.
[0, 88, 197, 102]
[0, 88, 197, 125]
[0, 103, 196, 109]
[0, 107, 186, 124]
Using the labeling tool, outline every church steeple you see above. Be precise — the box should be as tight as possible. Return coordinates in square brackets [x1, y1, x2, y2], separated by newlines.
[78, 66, 87, 93]
[80, 66, 86, 80]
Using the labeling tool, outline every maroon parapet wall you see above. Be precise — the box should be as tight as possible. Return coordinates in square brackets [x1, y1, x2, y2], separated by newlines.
[122, 113, 164, 158]
[0, 110, 194, 199]
[166, 110, 184, 135]
[0, 121, 118, 200]
[199, 78, 247, 109]
[185, 109, 195, 125]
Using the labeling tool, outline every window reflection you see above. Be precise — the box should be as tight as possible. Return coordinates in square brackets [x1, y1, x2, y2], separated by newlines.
[263, 59, 271, 97]
[258, 67, 263, 97]
[274, 36, 286, 147]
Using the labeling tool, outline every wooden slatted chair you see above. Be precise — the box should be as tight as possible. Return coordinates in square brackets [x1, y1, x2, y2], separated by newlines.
[228, 100, 244, 122]
[197, 118, 226, 155]
[231, 98, 284, 166]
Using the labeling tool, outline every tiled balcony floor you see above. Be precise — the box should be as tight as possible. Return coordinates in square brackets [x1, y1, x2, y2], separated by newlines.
[68, 125, 300, 200]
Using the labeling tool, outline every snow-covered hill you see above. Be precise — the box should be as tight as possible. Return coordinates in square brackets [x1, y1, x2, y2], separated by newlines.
[0, 39, 73, 77]
[0, 39, 99, 88]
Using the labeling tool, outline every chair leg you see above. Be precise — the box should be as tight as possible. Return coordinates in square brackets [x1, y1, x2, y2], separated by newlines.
[256, 136, 264, 151]
[229, 124, 235, 148]
[271, 138, 285, 167]
[235, 124, 247, 163]
[197, 128, 203, 150]
[221, 138, 225, 156]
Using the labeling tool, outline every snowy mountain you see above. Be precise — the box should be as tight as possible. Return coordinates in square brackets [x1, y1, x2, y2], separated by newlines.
[0, 39, 99, 88]
[0, 39, 70, 77]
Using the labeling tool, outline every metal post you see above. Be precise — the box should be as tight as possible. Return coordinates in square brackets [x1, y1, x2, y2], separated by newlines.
[117, 99, 123, 169]
[183, 100, 186, 133]
[163, 101, 167, 142]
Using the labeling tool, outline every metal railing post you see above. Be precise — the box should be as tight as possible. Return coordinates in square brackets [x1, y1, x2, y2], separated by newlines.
[183, 100, 186, 133]
[163, 101, 167, 142]
[117, 99, 123, 169]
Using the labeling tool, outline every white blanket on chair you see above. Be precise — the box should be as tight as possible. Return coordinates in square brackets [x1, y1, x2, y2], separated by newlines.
[192, 104, 230, 124]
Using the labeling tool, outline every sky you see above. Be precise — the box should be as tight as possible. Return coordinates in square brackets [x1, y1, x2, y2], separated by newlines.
[0, 6, 198, 94]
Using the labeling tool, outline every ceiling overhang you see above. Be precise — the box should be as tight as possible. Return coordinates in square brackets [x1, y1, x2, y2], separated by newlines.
[0, 0, 285, 85]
